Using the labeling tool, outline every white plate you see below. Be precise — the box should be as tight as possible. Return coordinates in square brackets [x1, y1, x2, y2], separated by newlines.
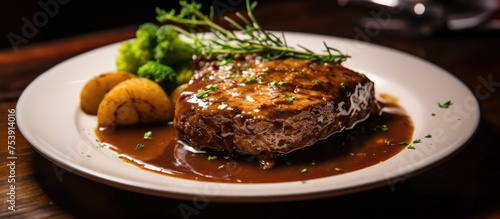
[17, 32, 480, 202]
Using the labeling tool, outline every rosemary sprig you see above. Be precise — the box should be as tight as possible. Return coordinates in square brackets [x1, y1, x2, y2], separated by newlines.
[156, 0, 350, 63]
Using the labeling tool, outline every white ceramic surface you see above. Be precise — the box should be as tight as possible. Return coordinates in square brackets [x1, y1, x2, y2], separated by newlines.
[16, 32, 480, 202]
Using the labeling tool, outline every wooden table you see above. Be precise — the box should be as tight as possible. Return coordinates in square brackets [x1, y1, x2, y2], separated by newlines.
[1, 1, 499, 218]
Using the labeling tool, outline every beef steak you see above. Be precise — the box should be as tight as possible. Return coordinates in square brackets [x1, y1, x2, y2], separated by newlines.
[174, 54, 380, 169]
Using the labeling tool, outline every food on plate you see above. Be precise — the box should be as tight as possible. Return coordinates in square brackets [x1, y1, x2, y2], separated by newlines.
[86, 0, 414, 180]
[137, 61, 178, 94]
[175, 54, 380, 169]
[115, 22, 193, 85]
[80, 71, 136, 115]
[156, 0, 368, 169]
[97, 77, 174, 129]
[81, 21, 194, 126]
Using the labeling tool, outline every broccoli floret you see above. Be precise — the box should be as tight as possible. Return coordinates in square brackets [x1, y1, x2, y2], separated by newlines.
[116, 41, 141, 73]
[156, 24, 179, 42]
[136, 22, 158, 39]
[133, 23, 159, 65]
[116, 23, 159, 73]
[137, 61, 177, 93]
[116, 23, 195, 87]
[154, 25, 194, 66]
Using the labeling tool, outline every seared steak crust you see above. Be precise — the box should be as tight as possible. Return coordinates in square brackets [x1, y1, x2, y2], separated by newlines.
[174, 54, 380, 168]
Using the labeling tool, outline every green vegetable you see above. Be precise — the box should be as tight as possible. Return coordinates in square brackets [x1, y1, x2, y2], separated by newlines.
[116, 41, 141, 73]
[284, 94, 296, 103]
[144, 131, 153, 139]
[269, 80, 289, 86]
[438, 100, 452, 108]
[135, 144, 145, 150]
[340, 82, 348, 89]
[154, 25, 194, 66]
[134, 23, 158, 62]
[118, 0, 350, 95]
[312, 79, 322, 84]
[156, 24, 179, 42]
[244, 77, 264, 84]
[137, 61, 178, 93]
[196, 84, 218, 99]
[155, 0, 349, 63]
[116, 22, 195, 92]
[371, 124, 388, 132]
[116, 23, 159, 73]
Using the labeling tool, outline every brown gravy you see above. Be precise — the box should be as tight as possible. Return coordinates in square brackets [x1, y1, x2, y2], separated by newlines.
[96, 96, 413, 183]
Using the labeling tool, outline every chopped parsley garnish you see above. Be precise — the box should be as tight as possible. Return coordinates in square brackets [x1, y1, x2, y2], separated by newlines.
[241, 64, 252, 71]
[438, 100, 452, 108]
[340, 82, 348, 89]
[244, 76, 264, 83]
[372, 124, 388, 132]
[207, 155, 217, 160]
[206, 84, 218, 91]
[339, 82, 351, 96]
[425, 134, 432, 138]
[135, 144, 145, 150]
[269, 80, 289, 86]
[196, 90, 210, 99]
[218, 164, 225, 169]
[196, 84, 218, 99]
[385, 140, 408, 146]
[95, 139, 105, 148]
[312, 79, 322, 84]
[218, 58, 233, 66]
[406, 139, 422, 150]
[143, 131, 153, 139]
[284, 94, 296, 103]
[226, 74, 242, 79]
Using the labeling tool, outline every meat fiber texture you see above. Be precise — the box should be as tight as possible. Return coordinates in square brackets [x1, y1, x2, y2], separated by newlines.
[174, 54, 380, 168]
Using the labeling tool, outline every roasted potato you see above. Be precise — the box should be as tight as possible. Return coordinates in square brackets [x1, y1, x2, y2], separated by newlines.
[80, 71, 136, 115]
[169, 83, 188, 109]
[97, 77, 174, 129]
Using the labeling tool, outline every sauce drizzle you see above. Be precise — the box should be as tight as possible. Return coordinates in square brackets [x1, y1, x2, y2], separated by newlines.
[96, 95, 414, 183]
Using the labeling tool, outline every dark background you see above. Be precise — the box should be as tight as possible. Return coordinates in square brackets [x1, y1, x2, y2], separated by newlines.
[2, 0, 499, 52]
[0, 0, 257, 51]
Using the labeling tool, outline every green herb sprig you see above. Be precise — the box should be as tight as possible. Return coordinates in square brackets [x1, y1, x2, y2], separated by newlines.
[156, 0, 350, 63]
